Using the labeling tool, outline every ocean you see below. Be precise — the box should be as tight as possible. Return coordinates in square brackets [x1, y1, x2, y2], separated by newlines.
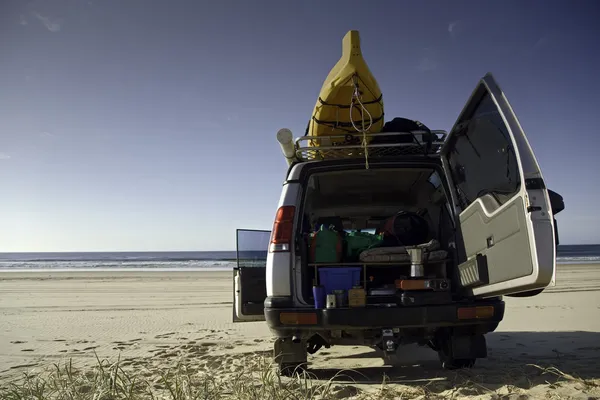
[0, 245, 598, 272]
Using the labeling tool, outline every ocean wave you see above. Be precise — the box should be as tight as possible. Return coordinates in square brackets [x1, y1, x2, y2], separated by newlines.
[0, 257, 236, 264]
[1, 253, 598, 271]
[0, 256, 238, 263]
[557, 256, 600, 264]
[0, 251, 267, 263]
[0, 260, 238, 271]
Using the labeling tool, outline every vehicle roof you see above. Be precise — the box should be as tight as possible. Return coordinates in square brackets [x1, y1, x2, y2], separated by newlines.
[286, 131, 448, 182]
[285, 156, 442, 182]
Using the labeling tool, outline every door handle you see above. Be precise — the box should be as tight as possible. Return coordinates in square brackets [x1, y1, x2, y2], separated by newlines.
[486, 236, 494, 248]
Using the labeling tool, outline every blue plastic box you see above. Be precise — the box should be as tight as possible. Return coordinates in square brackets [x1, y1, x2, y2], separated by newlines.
[318, 267, 362, 295]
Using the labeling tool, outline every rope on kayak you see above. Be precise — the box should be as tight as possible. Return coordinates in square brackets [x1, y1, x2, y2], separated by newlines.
[318, 94, 382, 108]
[350, 74, 372, 169]
[309, 115, 384, 132]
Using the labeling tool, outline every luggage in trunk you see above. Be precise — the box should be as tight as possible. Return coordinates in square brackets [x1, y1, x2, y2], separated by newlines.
[309, 225, 343, 263]
[378, 211, 431, 247]
[345, 231, 383, 262]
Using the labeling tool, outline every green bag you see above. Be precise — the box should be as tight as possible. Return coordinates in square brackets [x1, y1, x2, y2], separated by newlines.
[345, 231, 383, 261]
[309, 225, 343, 263]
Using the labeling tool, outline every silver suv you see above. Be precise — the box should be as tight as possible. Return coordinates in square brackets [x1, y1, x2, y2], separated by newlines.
[233, 73, 565, 373]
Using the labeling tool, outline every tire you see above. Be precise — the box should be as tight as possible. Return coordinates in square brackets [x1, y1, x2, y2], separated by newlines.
[278, 362, 307, 377]
[438, 353, 476, 370]
[435, 332, 483, 370]
[274, 338, 308, 376]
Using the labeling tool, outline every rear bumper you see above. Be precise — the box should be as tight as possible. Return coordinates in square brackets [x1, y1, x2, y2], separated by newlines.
[264, 297, 505, 331]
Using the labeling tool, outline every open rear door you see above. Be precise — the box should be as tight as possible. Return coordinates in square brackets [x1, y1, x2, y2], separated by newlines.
[441, 73, 556, 298]
[233, 229, 270, 322]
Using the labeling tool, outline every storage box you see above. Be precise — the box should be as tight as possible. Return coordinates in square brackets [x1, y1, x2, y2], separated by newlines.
[348, 287, 366, 307]
[318, 267, 362, 295]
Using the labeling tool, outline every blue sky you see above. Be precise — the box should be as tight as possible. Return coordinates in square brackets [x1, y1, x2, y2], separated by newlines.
[0, 0, 598, 251]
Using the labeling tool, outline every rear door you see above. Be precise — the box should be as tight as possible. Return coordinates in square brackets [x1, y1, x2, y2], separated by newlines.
[233, 229, 270, 322]
[441, 73, 556, 298]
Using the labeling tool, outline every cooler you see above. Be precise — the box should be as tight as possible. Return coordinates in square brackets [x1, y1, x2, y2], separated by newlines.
[318, 267, 362, 295]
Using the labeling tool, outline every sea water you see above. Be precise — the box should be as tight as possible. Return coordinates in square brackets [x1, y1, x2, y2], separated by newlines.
[0, 251, 242, 272]
[0, 245, 598, 272]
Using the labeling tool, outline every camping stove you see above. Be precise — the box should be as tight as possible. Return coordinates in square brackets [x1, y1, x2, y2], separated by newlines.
[406, 247, 425, 278]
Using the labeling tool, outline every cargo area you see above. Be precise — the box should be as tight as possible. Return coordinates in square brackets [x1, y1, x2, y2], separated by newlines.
[297, 166, 457, 308]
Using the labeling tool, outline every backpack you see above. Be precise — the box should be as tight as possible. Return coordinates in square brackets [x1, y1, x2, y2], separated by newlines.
[371, 117, 432, 146]
[378, 211, 430, 247]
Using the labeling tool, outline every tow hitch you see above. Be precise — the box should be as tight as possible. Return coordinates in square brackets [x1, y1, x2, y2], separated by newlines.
[381, 328, 399, 354]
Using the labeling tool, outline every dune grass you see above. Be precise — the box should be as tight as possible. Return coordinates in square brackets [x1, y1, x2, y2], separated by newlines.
[0, 353, 362, 400]
[2, 353, 599, 400]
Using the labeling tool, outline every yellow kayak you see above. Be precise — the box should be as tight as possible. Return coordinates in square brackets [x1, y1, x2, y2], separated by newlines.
[307, 30, 384, 147]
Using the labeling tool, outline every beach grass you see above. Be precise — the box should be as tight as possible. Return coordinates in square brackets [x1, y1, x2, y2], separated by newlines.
[0, 353, 354, 400]
[2, 352, 599, 400]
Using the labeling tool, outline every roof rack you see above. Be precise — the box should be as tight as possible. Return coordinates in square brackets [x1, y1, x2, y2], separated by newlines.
[293, 130, 447, 163]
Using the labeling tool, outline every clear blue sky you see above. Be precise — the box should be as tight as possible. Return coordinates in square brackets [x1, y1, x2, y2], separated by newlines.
[0, 0, 598, 251]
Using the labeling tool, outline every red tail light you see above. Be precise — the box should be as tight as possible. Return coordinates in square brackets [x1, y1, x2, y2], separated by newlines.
[457, 306, 494, 320]
[270, 206, 295, 253]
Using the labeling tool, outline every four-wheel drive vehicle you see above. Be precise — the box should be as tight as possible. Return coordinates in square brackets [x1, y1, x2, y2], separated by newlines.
[233, 73, 565, 373]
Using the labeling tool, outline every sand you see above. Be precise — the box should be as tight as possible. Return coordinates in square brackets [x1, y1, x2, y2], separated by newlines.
[1, 264, 600, 398]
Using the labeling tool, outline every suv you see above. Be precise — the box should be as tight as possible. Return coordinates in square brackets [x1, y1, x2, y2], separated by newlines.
[233, 73, 565, 372]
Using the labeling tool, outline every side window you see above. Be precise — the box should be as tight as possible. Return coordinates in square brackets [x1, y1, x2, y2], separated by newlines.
[236, 229, 271, 268]
[447, 92, 521, 209]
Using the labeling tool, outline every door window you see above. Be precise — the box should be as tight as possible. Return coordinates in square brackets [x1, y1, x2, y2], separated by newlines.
[447, 93, 521, 210]
[236, 229, 271, 268]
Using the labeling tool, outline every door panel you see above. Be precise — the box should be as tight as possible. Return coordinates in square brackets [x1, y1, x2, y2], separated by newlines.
[460, 196, 533, 283]
[233, 229, 270, 322]
[442, 73, 556, 298]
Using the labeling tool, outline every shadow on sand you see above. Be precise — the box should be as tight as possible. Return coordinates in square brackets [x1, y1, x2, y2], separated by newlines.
[305, 331, 600, 393]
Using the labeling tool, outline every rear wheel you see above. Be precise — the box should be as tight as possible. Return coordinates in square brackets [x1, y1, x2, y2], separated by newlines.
[438, 352, 476, 370]
[274, 338, 308, 376]
[434, 331, 486, 370]
[278, 362, 308, 376]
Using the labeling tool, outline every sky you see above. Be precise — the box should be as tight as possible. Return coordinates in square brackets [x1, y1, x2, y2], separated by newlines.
[0, 0, 599, 252]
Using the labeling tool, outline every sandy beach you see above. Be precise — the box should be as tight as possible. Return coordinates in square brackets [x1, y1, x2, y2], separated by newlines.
[1, 264, 600, 398]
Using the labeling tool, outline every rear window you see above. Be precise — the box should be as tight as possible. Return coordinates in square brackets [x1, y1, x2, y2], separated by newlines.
[446, 92, 521, 208]
[299, 167, 446, 232]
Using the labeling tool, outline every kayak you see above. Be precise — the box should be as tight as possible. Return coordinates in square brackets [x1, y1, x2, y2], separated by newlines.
[306, 30, 384, 147]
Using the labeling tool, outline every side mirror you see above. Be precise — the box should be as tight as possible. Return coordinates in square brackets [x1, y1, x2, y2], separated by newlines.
[548, 190, 565, 215]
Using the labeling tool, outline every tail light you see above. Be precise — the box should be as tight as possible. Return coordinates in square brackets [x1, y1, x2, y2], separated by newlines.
[457, 306, 495, 320]
[280, 312, 317, 325]
[269, 206, 295, 253]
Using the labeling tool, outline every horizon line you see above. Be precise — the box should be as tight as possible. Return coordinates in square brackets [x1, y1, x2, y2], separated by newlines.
[0, 243, 597, 254]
